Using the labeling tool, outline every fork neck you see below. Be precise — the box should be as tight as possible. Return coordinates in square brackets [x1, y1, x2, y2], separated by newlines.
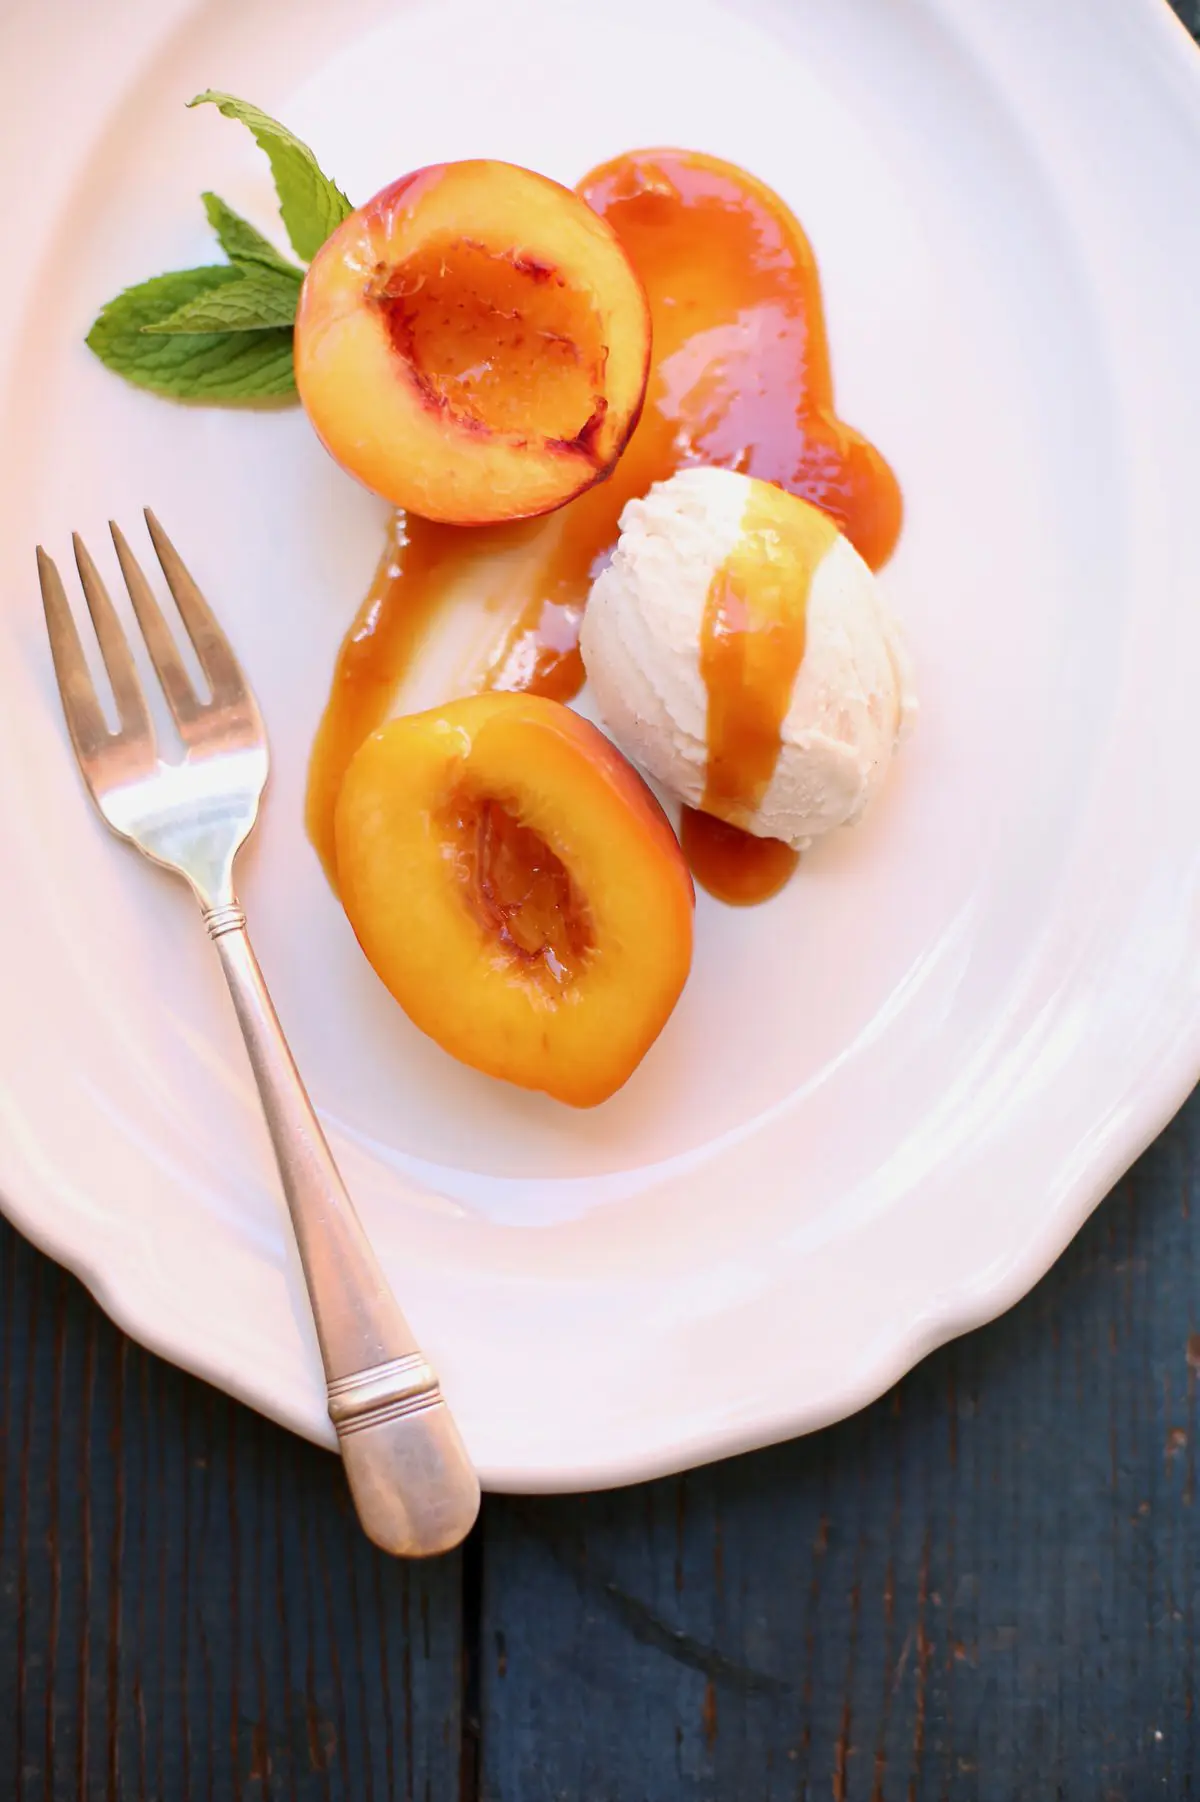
[189, 857, 238, 917]
[203, 900, 247, 941]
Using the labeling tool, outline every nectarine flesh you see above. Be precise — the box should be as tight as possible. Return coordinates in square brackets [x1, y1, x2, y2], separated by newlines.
[295, 161, 651, 525]
[334, 694, 694, 1106]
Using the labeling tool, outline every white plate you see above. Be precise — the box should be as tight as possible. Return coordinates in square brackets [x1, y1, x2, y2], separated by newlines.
[2, 0, 1199, 1492]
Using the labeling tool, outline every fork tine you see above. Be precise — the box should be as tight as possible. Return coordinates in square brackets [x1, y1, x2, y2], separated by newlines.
[71, 534, 154, 740]
[37, 547, 114, 761]
[109, 521, 200, 728]
[143, 509, 243, 698]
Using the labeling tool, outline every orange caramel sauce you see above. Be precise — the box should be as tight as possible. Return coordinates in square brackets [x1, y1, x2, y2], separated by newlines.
[679, 810, 799, 907]
[686, 483, 839, 905]
[306, 149, 902, 900]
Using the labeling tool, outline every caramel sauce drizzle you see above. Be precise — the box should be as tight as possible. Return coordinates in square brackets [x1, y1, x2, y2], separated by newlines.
[684, 486, 838, 904]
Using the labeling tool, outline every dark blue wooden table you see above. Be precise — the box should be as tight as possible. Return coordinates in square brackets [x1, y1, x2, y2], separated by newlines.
[4, 9, 1200, 1795]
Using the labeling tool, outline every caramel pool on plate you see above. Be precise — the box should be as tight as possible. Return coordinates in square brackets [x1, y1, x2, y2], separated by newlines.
[307, 148, 902, 901]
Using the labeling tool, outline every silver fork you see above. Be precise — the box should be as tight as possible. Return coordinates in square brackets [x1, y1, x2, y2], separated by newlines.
[36, 511, 480, 1558]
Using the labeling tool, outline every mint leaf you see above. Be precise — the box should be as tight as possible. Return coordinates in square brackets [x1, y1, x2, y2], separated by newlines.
[143, 265, 302, 333]
[86, 268, 296, 401]
[201, 191, 304, 277]
[84, 94, 347, 405]
[189, 91, 353, 261]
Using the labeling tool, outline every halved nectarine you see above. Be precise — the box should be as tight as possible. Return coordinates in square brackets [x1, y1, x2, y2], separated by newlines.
[334, 694, 694, 1106]
[294, 161, 651, 525]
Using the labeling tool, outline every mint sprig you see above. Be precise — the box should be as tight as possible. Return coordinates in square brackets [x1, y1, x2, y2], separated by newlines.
[86, 96, 353, 405]
[188, 91, 354, 262]
[143, 265, 303, 334]
[201, 192, 305, 279]
[86, 269, 296, 401]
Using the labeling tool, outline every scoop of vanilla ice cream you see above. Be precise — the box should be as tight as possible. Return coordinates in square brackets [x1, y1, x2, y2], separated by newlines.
[579, 467, 915, 849]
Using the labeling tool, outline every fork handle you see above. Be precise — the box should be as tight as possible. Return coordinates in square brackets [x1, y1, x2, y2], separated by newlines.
[202, 901, 480, 1558]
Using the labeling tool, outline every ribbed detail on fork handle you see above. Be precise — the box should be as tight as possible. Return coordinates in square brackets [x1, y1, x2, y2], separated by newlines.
[203, 904, 480, 1557]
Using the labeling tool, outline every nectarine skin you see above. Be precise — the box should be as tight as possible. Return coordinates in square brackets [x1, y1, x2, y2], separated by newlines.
[295, 161, 651, 526]
[334, 694, 694, 1106]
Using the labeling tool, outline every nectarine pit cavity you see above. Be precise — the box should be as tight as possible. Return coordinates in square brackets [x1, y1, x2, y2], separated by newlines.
[440, 787, 593, 987]
[373, 239, 609, 452]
